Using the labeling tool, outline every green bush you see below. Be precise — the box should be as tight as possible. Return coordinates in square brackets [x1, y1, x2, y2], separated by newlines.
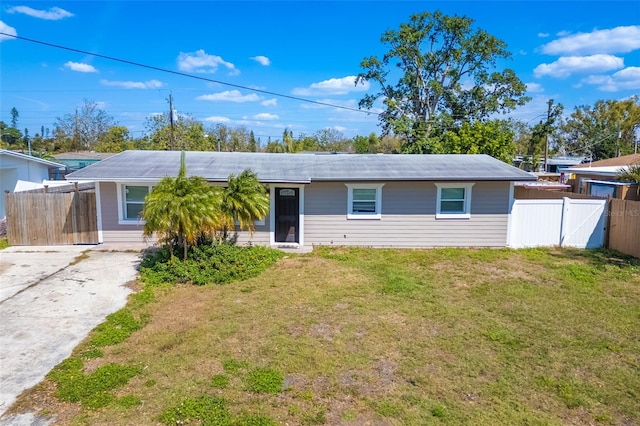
[140, 242, 284, 286]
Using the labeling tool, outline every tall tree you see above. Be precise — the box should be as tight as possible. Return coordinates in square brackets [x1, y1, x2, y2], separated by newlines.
[248, 131, 258, 152]
[144, 114, 210, 151]
[527, 100, 564, 169]
[10, 107, 19, 129]
[356, 10, 529, 152]
[54, 99, 115, 150]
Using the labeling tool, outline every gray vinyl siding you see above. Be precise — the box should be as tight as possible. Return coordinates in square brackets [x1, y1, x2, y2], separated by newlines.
[233, 220, 270, 246]
[99, 182, 148, 244]
[99, 182, 268, 245]
[98, 180, 511, 248]
[303, 181, 510, 248]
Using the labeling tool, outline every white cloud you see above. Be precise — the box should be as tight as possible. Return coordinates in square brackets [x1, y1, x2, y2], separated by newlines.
[203, 116, 231, 123]
[582, 67, 640, 92]
[251, 55, 271, 66]
[253, 113, 279, 120]
[64, 61, 98, 73]
[525, 82, 544, 93]
[537, 32, 549, 38]
[541, 25, 640, 55]
[0, 21, 17, 42]
[196, 90, 261, 102]
[292, 76, 370, 96]
[100, 79, 163, 89]
[534, 54, 623, 78]
[177, 50, 239, 75]
[261, 98, 277, 107]
[6, 6, 73, 20]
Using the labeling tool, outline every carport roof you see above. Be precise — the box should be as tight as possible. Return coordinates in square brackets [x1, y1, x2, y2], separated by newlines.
[66, 150, 536, 183]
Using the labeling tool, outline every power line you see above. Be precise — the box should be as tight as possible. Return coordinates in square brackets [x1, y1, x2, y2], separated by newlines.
[0, 32, 378, 117]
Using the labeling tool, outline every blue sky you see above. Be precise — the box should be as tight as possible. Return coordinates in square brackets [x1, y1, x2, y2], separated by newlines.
[1, 1, 639, 143]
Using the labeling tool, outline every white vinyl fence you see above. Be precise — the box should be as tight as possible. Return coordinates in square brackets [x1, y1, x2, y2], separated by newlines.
[508, 197, 607, 249]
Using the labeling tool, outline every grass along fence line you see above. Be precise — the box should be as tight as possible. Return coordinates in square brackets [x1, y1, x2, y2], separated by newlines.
[8, 246, 640, 425]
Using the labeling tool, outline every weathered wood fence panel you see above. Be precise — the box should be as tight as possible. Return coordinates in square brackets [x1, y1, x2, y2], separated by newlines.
[607, 199, 640, 259]
[5, 192, 98, 245]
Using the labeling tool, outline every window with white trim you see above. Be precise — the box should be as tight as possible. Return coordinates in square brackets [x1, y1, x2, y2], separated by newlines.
[121, 184, 152, 222]
[346, 184, 384, 219]
[435, 183, 474, 219]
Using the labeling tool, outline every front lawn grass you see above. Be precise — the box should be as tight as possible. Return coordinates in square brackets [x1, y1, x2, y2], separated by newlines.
[11, 246, 640, 425]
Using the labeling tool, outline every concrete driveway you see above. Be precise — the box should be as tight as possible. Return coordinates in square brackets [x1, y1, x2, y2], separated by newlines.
[0, 244, 145, 420]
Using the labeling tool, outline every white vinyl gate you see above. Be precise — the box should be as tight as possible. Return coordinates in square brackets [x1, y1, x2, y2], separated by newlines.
[508, 197, 607, 249]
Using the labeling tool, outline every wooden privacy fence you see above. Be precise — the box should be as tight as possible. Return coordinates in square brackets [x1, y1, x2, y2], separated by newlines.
[607, 199, 640, 259]
[5, 189, 98, 245]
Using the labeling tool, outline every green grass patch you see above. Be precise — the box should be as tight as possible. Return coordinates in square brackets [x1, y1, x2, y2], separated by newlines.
[117, 395, 141, 408]
[47, 359, 141, 409]
[245, 368, 284, 394]
[0, 238, 9, 250]
[159, 395, 230, 425]
[222, 359, 249, 374]
[89, 309, 145, 347]
[211, 374, 230, 389]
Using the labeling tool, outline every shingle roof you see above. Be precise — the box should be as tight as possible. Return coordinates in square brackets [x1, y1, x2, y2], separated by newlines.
[52, 151, 117, 160]
[0, 149, 65, 168]
[570, 153, 640, 168]
[66, 150, 536, 182]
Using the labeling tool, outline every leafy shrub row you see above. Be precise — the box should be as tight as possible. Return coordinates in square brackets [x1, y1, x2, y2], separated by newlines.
[140, 242, 284, 286]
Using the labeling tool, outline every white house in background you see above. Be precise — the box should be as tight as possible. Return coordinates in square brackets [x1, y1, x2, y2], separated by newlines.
[0, 150, 66, 218]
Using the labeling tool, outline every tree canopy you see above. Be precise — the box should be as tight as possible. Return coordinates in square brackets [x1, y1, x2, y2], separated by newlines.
[356, 10, 530, 153]
[54, 99, 115, 151]
[559, 96, 640, 161]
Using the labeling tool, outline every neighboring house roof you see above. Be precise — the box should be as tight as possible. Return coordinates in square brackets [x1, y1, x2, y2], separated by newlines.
[547, 157, 586, 166]
[570, 153, 640, 169]
[66, 150, 536, 183]
[52, 151, 117, 161]
[566, 166, 629, 177]
[0, 149, 65, 168]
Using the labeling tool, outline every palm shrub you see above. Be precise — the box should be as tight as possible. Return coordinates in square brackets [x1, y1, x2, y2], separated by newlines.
[615, 163, 640, 195]
[219, 170, 269, 241]
[142, 152, 223, 260]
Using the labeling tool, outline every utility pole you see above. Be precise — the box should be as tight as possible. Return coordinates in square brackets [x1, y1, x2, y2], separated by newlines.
[544, 99, 553, 173]
[74, 108, 79, 151]
[168, 92, 176, 151]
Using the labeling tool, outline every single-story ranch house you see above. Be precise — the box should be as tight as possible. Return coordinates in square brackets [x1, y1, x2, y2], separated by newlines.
[66, 150, 536, 249]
